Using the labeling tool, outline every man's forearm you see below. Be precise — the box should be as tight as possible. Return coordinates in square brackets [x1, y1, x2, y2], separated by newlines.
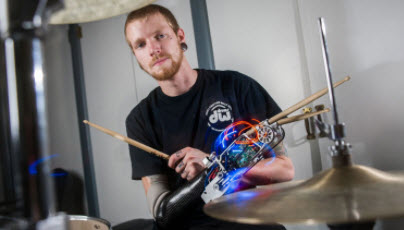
[244, 156, 294, 185]
[242, 142, 294, 185]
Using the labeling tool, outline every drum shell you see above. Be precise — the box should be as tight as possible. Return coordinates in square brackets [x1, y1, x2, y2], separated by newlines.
[0, 216, 28, 230]
[68, 215, 111, 230]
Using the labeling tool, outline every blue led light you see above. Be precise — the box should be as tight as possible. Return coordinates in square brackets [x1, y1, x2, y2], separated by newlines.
[29, 154, 67, 177]
[237, 191, 258, 199]
[222, 130, 237, 148]
[224, 167, 248, 194]
[231, 149, 242, 153]
[52, 172, 68, 177]
[264, 148, 276, 166]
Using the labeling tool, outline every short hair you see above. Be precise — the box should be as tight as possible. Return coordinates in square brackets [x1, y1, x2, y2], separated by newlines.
[124, 4, 180, 49]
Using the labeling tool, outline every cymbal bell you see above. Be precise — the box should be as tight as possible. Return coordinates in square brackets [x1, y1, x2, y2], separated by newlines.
[204, 158, 404, 225]
[49, 0, 156, 24]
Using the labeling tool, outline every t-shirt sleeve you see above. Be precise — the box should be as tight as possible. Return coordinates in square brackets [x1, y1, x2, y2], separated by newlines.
[233, 72, 282, 121]
[125, 107, 167, 180]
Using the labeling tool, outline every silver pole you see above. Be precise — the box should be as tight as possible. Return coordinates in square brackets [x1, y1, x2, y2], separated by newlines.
[318, 17, 345, 148]
[318, 17, 340, 127]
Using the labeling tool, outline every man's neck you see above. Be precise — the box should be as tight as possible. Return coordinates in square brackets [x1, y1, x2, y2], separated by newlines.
[158, 59, 198, 97]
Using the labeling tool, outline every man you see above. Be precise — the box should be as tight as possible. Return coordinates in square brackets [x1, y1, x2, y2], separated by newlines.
[124, 4, 294, 230]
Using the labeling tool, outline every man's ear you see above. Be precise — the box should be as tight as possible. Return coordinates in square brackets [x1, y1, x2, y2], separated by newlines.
[176, 28, 185, 43]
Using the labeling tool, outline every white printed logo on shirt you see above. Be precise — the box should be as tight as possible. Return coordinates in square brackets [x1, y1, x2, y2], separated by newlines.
[205, 101, 234, 132]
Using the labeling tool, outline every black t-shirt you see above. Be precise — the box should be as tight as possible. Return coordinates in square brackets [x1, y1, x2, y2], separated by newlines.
[125, 69, 282, 229]
[126, 69, 281, 184]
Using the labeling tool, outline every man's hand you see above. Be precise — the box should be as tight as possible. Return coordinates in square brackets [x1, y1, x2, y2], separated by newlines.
[168, 147, 209, 181]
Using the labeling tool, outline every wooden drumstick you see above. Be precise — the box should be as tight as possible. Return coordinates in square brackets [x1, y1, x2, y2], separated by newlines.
[277, 108, 330, 125]
[246, 76, 350, 135]
[83, 120, 170, 160]
[268, 76, 350, 124]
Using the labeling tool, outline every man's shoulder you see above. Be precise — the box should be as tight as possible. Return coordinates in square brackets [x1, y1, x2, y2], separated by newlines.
[125, 88, 159, 124]
[199, 69, 254, 84]
[201, 69, 245, 77]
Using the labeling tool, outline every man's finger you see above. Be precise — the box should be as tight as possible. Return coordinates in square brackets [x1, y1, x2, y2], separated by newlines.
[168, 149, 185, 168]
[175, 161, 185, 173]
[181, 170, 189, 179]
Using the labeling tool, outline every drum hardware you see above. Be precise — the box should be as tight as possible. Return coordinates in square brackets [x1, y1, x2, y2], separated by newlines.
[67, 215, 111, 230]
[303, 104, 327, 140]
[203, 18, 404, 227]
[303, 107, 316, 140]
[314, 104, 328, 137]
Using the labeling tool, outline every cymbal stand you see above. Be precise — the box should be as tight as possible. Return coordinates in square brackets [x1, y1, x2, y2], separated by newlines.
[317, 17, 375, 230]
[316, 17, 352, 162]
[1, 0, 67, 229]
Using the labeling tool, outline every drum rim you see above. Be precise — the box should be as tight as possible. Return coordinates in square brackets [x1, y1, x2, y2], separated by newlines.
[68, 215, 111, 227]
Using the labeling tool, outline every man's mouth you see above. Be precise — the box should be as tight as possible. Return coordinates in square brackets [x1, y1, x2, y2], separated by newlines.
[153, 57, 169, 66]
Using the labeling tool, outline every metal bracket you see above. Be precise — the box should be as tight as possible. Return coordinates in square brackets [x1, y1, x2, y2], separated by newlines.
[22, 0, 64, 31]
[303, 107, 316, 140]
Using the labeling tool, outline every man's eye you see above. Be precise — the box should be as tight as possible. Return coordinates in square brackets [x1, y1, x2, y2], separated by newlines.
[157, 34, 166, 39]
[136, 42, 145, 49]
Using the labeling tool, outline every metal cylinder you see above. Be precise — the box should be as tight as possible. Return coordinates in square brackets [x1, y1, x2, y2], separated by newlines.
[12, 31, 57, 220]
[1, 0, 57, 220]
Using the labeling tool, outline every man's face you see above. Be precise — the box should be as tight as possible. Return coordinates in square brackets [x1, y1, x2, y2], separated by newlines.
[125, 13, 184, 81]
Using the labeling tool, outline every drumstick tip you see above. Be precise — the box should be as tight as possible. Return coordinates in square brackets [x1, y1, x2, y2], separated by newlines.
[344, 76, 351, 81]
[83, 120, 88, 124]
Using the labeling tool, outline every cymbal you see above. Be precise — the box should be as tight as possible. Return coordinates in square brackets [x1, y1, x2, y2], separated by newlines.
[49, 0, 156, 24]
[204, 164, 404, 225]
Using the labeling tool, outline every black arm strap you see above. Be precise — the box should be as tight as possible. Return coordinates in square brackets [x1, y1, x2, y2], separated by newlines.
[155, 171, 206, 228]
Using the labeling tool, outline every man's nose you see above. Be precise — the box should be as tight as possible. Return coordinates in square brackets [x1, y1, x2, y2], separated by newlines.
[149, 40, 161, 56]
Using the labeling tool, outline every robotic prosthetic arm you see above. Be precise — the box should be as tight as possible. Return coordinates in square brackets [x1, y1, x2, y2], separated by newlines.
[146, 172, 207, 228]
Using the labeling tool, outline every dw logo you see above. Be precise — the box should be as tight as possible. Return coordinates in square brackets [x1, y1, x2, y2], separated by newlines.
[205, 101, 234, 132]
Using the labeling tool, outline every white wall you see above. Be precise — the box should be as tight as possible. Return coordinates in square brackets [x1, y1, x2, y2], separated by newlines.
[44, 0, 404, 229]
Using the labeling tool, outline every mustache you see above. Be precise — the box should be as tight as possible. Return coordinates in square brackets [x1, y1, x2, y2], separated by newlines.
[150, 54, 171, 66]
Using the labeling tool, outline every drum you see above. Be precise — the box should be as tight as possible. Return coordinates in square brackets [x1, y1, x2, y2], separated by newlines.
[0, 216, 28, 230]
[68, 215, 111, 230]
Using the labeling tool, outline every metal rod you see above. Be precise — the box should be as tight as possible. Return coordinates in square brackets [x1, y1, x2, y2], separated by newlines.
[318, 18, 340, 127]
[190, 0, 215, 70]
[68, 24, 100, 217]
[318, 17, 344, 147]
